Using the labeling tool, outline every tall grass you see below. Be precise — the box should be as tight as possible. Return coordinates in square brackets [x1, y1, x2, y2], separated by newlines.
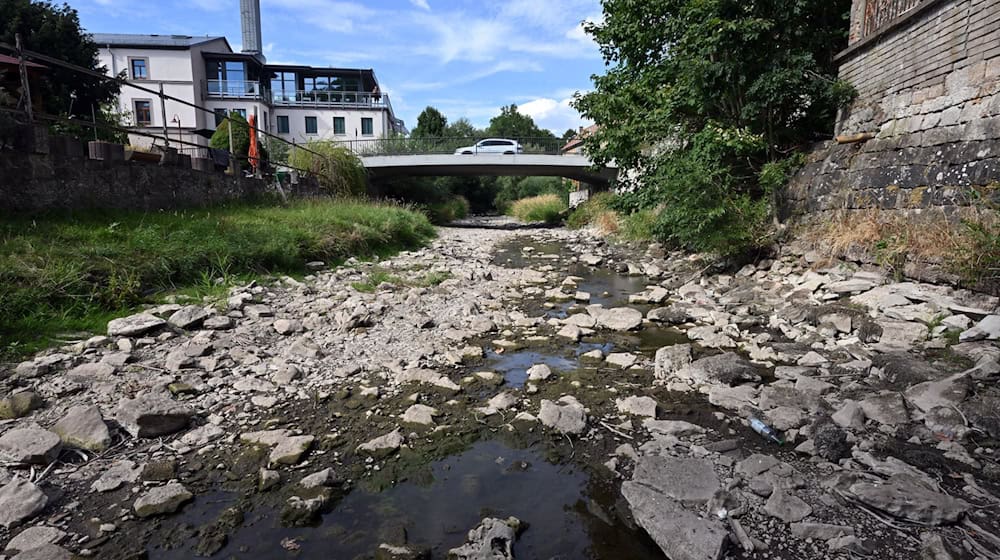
[0, 198, 435, 355]
[423, 196, 470, 225]
[507, 194, 567, 224]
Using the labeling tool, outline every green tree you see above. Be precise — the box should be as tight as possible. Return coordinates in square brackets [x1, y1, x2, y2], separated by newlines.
[209, 112, 250, 156]
[562, 128, 578, 143]
[574, 0, 853, 254]
[445, 117, 480, 139]
[411, 106, 448, 138]
[0, 0, 120, 121]
[487, 104, 555, 139]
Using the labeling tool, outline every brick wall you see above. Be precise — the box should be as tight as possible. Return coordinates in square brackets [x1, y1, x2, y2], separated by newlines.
[787, 0, 1000, 217]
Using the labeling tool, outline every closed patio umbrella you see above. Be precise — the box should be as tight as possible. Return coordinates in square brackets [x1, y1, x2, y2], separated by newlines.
[247, 114, 259, 172]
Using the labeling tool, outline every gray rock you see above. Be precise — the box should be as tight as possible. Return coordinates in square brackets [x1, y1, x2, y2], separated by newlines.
[643, 419, 705, 437]
[677, 352, 760, 387]
[832, 400, 866, 430]
[273, 319, 302, 335]
[0, 429, 62, 465]
[4, 525, 66, 553]
[203, 315, 234, 330]
[107, 313, 165, 337]
[616, 396, 657, 417]
[241, 430, 315, 465]
[904, 373, 970, 413]
[10, 544, 74, 560]
[556, 324, 582, 341]
[287, 337, 323, 359]
[116, 393, 193, 438]
[919, 532, 954, 560]
[179, 424, 225, 446]
[959, 315, 1000, 342]
[91, 460, 142, 492]
[735, 454, 781, 478]
[66, 362, 115, 380]
[448, 517, 522, 560]
[828, 279, 876, 293]
[167, 305, 210, 329]
[621, 480, 728, 560]
[764, 489, 813, 523]
[259, 469, 281, 491]
[0, 478, 48, 528]
[526, 364, 552, 381]
[0, 392, 43, 420]
[859, 392, 909, 426]
[51, 405, 111, 451]
[654, 344, 693, 383]
[300, 468, 339, 489]
[836, 473, 969, 525]
[790, 522, 854, 541]
[631, 455, 721, 507]
[133, 482, 193, 517]
[538, 396, 587, 434]
[357, 430, 404, 458]
[401, 404, 439, 426]
[592, 307, 643, 331]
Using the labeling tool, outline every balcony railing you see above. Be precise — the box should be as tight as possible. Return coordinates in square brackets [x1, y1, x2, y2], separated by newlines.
[862, 0, 923, 39]
[206, 80, 266, 99]
[271, 90, 392, 110]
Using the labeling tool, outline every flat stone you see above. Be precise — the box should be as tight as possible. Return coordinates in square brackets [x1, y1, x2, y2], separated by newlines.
[643, 418, 705, 437]
[606, 352, 638, 369]
[795, 375, 835, 395]
[401, 404, 439, 426]
[959, 315, 1000, 342]
[299, 468, 339, 489]
[91, 460, 142, 492]
[621, 481, 728, 560]
[241, 430, 314, 465]
[564, 313, 597, 328]
[179, 424, 225, 447]
[592, 307, 643, 331]
[287, 336, 323, 359]
[707, 385, 757, 411]
[580, 254, 603, 266]
[876, 320, 929, 349]
[735, 454, 781, 478]
[764, 489, 813, 523]
[133, 482, 193, 518]
[527, 364, 552, 381]
[632, 455, 721, 506]
[556, 324, 582, 341]
[616, 396, 657, 417]
[10, 544, 74, 560]
[398, 369, 461, 392]
[4, 525, 66, 553]
[538, 396, 587, 434]
[828, 279, 876, 294]
[860, 392, 909, 426]
[273, 319, 301, 335]
[797, 351, 828, 367]
[107, 313, 166, 337]
[116, 393, 193, 438]
[167, 305, 210, 329]
[841, 473, 969, 525]
[66, 362, 115, 380]
[203, 315, 234, 330]
[0, 392, 43, 420]
[904, 372, 970, 413]
[51, 405, 111, 451]
[0, 429, 61, 465]
[790, 522, 853, 541]
[832, 400, 866, 430]
[244, 304, 273, 319]
[0, 479, 48, 528]
[676, 352, 760, 387]
[357, 430, 404, 458]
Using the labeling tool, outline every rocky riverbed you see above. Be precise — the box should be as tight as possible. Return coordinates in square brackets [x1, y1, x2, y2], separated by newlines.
[1, 219, 999, 560]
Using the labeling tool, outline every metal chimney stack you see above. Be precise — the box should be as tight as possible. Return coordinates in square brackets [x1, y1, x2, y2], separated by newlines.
[240, 0, 263, 55]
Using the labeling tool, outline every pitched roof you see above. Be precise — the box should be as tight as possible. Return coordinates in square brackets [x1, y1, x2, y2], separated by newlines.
[90, 33, 229, 50]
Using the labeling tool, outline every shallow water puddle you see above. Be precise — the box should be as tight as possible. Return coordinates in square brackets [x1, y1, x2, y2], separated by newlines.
[149, 440, 662, 559]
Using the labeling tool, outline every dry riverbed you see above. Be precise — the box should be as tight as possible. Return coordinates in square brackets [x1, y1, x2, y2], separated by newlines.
[1, 219, 999, 560]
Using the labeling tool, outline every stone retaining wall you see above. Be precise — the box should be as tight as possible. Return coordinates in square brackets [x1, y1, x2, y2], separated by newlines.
[786, 0, 1000, 219]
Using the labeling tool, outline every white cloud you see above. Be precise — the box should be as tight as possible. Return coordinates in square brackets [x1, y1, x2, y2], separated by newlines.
[517, 97, 591, 134]
[409, 0, 430, 10]
[399, 60, 544, 92]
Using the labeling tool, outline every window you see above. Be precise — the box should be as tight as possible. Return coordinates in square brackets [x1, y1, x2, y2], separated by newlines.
[214, 108, 227, 127]
[271, 71, 296, 103]
[333, 117, 346, 135]
[134, 100, 152, 125]
[130, 58, 148, 80]
[361, 117, 373, 136]
[233, 108, 247, 119]
[305, 116, 318, 134]
[277, 115, 290, 134]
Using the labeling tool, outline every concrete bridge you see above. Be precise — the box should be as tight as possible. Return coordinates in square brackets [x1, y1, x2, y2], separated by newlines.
[360, 154, 618, 187]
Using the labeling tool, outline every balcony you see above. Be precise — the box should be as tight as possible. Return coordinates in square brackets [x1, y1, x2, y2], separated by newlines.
[271, 90, 393, 111]
[206, 80, 267, 99]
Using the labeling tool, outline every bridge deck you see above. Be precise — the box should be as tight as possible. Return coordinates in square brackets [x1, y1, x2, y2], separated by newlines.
[360, 154, 617, 186]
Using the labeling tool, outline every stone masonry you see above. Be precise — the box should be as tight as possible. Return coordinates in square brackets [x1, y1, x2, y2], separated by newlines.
[786, 0, 1000, 218]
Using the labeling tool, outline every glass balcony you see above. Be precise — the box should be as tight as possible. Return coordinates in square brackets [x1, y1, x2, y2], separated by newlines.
[206, 80, 266, 99]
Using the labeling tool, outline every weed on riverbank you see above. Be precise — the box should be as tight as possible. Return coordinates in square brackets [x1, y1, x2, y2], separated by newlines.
[508, 194, 567, 224]
[0, 198, 435, 356]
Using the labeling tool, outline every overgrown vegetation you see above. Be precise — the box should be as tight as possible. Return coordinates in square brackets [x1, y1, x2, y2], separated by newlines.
[288, 140, 367, 196]
[574, 0, 854, 256]
[493, 177, 572, 213]
[567, 192, 658, 241]
[0, 199, 435, 355]
[351, 267, 452, 293]
[424, 196, 470, 224]
[507, 194, 567, 224]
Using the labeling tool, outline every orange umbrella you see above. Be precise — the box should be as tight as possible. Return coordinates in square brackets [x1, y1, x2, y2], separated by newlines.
[247, 114, 259, 172]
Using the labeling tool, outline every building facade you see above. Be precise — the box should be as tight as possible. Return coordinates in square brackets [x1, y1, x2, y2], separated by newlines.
[93, 0, 404, 155]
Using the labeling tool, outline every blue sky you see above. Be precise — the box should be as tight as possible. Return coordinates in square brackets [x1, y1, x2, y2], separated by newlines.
[73, 0, 605, 134]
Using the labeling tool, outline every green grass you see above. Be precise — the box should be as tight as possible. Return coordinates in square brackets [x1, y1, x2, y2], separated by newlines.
[0, 198, 435, 357]
[423, 196, 470, 225]
[351, 267, 452, 293]
[566, 192, 616, 229]
[507, 194, 567, 224]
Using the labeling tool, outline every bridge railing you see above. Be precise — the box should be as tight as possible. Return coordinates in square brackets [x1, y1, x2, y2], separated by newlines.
[335, 137, 567, 157]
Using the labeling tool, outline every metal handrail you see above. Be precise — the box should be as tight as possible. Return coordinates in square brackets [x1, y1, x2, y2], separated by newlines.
[206, 80, 266, 99]
[270, 90, 391, 109]
[335, 136, 569, 157]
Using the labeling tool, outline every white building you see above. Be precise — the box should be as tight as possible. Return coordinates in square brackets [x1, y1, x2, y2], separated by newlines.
[92, 0, 404, 156]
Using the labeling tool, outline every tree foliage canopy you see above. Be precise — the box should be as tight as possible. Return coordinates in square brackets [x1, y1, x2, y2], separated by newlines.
[573, 0, 853, 254]
[487, 104, 555, 139]
[0, 0, 119, 119]
[411, 106, 448, 138]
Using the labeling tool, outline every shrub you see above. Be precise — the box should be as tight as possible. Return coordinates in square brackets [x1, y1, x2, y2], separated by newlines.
[288, 140, 367, 196]
[494, 176, 571, 213]
[566, 192, 616, 229]
[209, 112, 250, 156]
[507, 194, 567, 224]
[620, 208, 658, 241]
[423, 196, 470, 224]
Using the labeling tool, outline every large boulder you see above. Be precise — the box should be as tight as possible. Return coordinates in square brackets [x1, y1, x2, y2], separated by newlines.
[654, 344, 693, 383]
[51, 405, 111, 452]
[538, 396, 587, 434]
[622, 481, 728, 560]
[107, 313, 165, 337]
[0, 428, 62, 465]
[0, 392, 43, 420]
[631, 455, 721, 507]
[116, 393, 193, 438]
[133, 483, 193, 518]
[832, 472, 969, 525]
[676, 353, 760, 387]
[591, 307, 643, 331]
[167, 305, 211, 330]
[0, 479, 48, 528]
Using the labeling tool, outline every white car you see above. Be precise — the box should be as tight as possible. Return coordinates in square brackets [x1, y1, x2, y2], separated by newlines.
[454, 138, 523, 155]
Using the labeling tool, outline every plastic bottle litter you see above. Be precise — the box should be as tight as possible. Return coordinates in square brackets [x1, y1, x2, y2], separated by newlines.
[750, 418, 784, 445]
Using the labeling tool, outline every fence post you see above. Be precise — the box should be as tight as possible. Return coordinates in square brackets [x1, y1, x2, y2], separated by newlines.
[14, 34, 33, 122]
[91, 104, 98, 142]
[227, 114, 236, 175]
[158, 83, 170, 147]
[290, 139, 299, 185]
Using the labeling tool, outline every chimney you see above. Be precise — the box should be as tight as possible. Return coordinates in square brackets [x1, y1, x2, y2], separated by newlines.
[240, 0, 263, 55]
